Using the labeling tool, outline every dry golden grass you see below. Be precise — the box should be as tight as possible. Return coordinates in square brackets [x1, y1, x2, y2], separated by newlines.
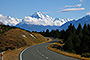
[1, 28, 48, 50]
[0, 25, 53, 60]
[3, 47, 28, 60]
[47, 43, 90, 60]
[0, 34, 52, 60]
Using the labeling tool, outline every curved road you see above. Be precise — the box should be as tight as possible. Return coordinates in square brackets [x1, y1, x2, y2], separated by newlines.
[22, 38, 79, 60]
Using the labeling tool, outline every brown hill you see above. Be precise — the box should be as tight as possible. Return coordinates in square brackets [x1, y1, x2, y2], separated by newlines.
[0, 28, 47, 51]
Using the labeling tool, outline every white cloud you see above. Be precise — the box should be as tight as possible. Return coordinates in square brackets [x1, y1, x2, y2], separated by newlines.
[59, 4, 82, 9]
[23, 16, 73, 26]
[76, 4, 82, 7]
[43, 4, 82, 14]
[58, 8, 85, 12]
[0, 14, 22, 26]
[86, 12, 90, 15]
[64, 4, 82, 8]
[43, 7, 84, 14]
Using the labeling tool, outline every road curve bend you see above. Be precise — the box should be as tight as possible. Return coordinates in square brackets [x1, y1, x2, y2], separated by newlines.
[20, 40, 79, 60]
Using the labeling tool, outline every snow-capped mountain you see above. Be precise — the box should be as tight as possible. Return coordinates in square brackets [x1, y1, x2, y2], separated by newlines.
[0, 14, 22, 26]
[15, 11, 74, 31]
[0, 11, 90, 31]
[0, 12, 73, 26]
[22, 11, 73, 26]
[59, 15, 90, 30]
[31, 12, 45, 19]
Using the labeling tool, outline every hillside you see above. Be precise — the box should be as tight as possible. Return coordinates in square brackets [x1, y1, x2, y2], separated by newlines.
[0, 25, 47, 52]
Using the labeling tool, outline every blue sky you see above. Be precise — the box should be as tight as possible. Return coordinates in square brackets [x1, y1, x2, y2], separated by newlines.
[0, 0, 90, 19]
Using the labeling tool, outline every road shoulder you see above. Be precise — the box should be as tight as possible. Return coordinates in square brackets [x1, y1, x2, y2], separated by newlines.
[47, 42, 90, 60]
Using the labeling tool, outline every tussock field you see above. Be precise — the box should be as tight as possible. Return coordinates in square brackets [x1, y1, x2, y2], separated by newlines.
[0, 28, 47, 51]
[0, 27, 51, 60]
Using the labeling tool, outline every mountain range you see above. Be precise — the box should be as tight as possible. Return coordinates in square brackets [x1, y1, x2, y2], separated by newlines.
[60, 15, 90, 30]
[0, 11, 90, 31]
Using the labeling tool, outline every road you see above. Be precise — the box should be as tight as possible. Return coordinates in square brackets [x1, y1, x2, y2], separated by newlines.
[22, 38, 79, 60]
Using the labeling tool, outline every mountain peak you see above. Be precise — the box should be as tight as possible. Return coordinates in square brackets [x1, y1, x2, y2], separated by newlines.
[7, 16, 11, 18]
[31, 11, 45, 19]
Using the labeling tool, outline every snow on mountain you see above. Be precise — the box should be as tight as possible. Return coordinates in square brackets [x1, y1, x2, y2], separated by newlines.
[0, 12, 73, 26]
[31, 12, 45, 19]
[15, 11, 74, 31]
[59, 15, 90, 30]
[1, 11, 90, 31]
[0, 14, 22, 26]
[22, 11, 73, 26]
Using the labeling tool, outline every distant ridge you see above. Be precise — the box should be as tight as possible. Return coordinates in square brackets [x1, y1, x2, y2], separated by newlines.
[59, 15, 90, 30]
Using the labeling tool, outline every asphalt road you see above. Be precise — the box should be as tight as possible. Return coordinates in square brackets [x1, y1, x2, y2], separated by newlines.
[22, 38, 79, 60]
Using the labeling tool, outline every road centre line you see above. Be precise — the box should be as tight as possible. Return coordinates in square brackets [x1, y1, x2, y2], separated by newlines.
[36, 46, 49, 60]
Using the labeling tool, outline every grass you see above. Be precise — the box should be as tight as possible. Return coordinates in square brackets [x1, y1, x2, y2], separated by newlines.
[0, 46, 28, 60]
[0, 25, 52, 60]
[47, 41, 90, 60]
[0, 36, 52, 60]
[0, 28, 48, 51]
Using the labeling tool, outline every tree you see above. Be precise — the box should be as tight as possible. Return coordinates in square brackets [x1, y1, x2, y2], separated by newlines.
[45, 29, 50, 37]
[64, 23, 76, 42]
[63, 36, 74, 52]
[73, 35, 81, 54]
[76, 23, 83, 38]
[59, 29, 65, 39]
[50, 29, 55, 37]
[83, 23, 89, 36]
[54, 29, 60, 38]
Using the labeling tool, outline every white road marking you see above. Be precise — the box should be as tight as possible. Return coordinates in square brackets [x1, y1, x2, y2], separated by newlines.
[42, 54, 44, 56]
[20, 46, 34, 60]
[36, 47, 49, 60]
[46, 57, 48, 59]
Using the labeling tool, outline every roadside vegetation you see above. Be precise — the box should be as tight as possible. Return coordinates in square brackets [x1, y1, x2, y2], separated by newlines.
[40, 23, 90, 58]
[47, 41, 90, 60]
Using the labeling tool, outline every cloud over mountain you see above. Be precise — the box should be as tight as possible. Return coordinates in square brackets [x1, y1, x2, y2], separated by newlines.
[0, 12, 73, 26]
[0, 14, 22, 26]
[22, 12, 73, 26]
